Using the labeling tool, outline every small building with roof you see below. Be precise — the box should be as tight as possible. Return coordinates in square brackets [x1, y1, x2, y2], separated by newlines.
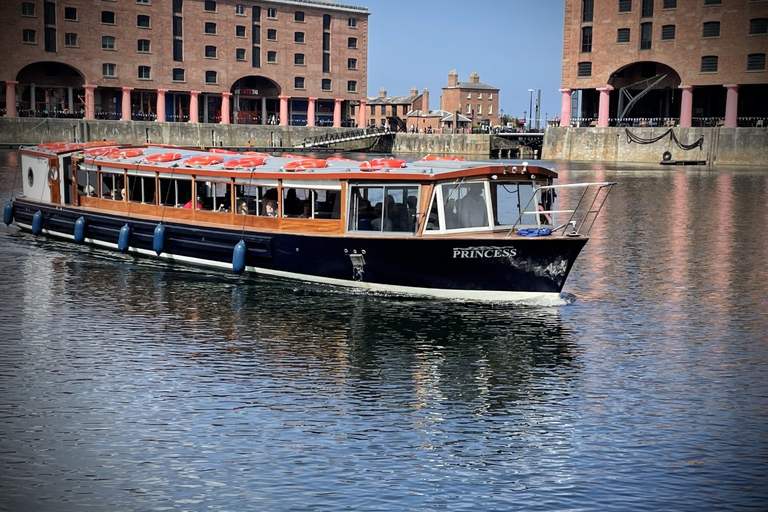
[440, 71, 500, 128]
[366, 86, 428, 131]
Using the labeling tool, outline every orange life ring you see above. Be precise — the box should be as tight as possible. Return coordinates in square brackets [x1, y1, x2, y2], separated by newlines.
[223, 156, 266, 169]
[359, 161, 384, 171]
[82, 146, 117, 157]
[243, 151, 271, 157]
[104, 148, 144, 159]
[85, 141, 116, 148]
[59, 143, 85, 152]
[38, 142, 70, 151]
[420, 155, 466, 161]
[183, 155, 224, 167]
[209, 148, 239, 154]
[144, 152, 183, 163]
[359, 158, 407, 171]
[283, 158, 327, 171]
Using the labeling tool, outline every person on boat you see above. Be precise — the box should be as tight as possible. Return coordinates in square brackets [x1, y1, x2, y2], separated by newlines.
[538, 203, 552, 224]
[183, 196, 202, 209]
[264, 200, 278, 217]
[444, 198, 459, 229]
[238, 201, 249, 215]
[458, 184, 487, 228]
[371, 203, 391, 231]
[299, 201, 311, 218]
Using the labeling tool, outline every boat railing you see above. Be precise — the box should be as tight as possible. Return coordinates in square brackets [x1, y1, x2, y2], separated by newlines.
[508, 181, 616, 237]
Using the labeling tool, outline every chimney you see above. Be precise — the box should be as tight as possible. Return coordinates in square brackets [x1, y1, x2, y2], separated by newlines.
[422, 88, 429, 113]
[410, 86, 418, 97]
[379, 87, 387, 98]
[470, 72, 480, 84]
[448, 70, 458, 87]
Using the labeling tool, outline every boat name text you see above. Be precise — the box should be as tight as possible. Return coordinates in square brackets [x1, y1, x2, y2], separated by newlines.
[453, 246, 517, 259]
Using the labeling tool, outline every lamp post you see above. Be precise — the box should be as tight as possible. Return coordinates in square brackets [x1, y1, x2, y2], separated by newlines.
[523, 110, 527, 132]
[528, 89, 534, 132]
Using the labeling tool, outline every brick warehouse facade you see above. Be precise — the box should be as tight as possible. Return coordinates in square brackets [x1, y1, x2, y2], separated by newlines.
[560, 0, 768, 127]
[0, 0, 370, 126]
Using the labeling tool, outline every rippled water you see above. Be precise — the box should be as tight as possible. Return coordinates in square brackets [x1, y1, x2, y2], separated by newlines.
[1, 150, 767, 511]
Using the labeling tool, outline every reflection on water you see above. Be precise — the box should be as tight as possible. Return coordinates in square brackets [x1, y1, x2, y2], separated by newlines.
[1, 150, 767, 511]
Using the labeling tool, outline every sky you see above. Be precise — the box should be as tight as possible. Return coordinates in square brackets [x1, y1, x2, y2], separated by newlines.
[338, 0, 567, 123]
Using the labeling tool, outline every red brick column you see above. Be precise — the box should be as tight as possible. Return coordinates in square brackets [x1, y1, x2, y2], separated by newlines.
[189, 91, 199, 123]
[5, 81, 18, 117]
[307, 97, 316, 127]
[679, 85, 693, 127]
[559, 88, 572, 127]
[724, 84, 738, 128]
[597, 85, 613, 127]
[358, 99, 367, 128]
[156, 89, 167, 122]
[279, 95, 289, 126]
[333, 98, 342, 128]
[221, 93, 231, 124]
[84, 85, 96, 120]
[121, 87, 133, 121]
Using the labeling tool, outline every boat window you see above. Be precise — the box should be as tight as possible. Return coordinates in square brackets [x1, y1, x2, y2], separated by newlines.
[101, 171, 125, 201]
[233, 183, 278, 216]
[440, 182, 490, 229]
[199, 180, 231, 212]
[424, 196, 441, 231]
[347, 184, 419, 233]
[282, 187, 340, 219]
[126, 175, 157, 205]
[159, 177, 192, 207]
[490, 181, 539, 226]
[77, 169, 99, 198]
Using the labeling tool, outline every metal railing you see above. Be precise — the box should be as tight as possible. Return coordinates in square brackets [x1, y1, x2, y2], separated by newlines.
[509, 182, 616, 237]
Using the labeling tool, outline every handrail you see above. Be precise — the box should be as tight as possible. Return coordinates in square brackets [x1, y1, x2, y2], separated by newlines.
[507, 181, 616, 237]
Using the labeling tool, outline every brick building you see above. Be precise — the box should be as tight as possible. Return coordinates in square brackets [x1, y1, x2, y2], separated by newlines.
[1, 0, 370, 126]
[366, 86, 427, 130]
[440, 70, 500, 128]
[560, 0, 768, 127]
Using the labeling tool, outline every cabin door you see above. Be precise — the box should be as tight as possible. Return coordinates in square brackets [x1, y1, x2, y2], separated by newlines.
[48, 157, 61, 204]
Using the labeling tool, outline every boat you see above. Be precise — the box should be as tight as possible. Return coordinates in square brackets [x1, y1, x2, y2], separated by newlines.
[4, 142, 615, 302]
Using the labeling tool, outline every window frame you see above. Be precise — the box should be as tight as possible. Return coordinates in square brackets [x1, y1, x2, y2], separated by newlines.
[747, 53, 766, 71]
[22, 29, 36, 43]
[137, 14, 150, 28]
[22, 2, 36, 16]
[702, 21, 720, 38]
[102, 35, 116, 50]
[138, 65, 151, 80]
[700, 55, 718, 73]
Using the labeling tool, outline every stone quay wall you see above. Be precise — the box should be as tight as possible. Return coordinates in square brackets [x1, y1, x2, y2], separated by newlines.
[543, 127, 768, 167]
[2, 118, 766, 165]
[0, 118, 492, 157]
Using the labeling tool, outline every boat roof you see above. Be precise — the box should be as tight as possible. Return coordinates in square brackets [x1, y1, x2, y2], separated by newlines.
[21, 143, 557, 181]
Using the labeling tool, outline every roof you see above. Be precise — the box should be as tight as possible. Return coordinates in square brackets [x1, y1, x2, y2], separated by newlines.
[367, 95, 419, 106]
[444, 82, 499, 92]
[263, 0, 369, 14]
[406, 109, 472, 122]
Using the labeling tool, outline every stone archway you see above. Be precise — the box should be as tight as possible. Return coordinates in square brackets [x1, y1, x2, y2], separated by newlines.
[15, 61, 85, 117]
[231, 76, 281, 125]
[608, 62, 681, 124]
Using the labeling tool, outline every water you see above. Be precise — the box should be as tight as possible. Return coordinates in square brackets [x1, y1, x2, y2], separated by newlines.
[1, 149, 767, 511]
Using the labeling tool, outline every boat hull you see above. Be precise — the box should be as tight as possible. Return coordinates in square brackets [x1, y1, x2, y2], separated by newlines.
[11, 199, 588, 301]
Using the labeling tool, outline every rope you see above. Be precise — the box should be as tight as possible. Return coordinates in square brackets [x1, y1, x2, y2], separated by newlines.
[625, 128, 704, 150]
